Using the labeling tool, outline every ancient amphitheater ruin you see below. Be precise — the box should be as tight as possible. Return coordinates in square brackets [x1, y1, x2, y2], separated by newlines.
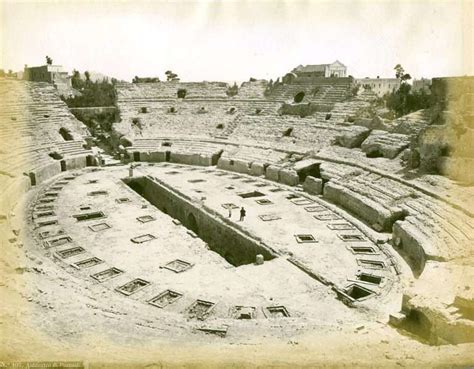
[1, 69, 474, 367]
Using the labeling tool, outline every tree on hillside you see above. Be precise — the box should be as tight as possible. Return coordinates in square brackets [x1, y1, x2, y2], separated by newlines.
[46, 56, 53, 65]
[71, 70, 83, 89]
[165, 70, 179, 81]
[84, 71, 91, 82]
[385, 64, 433, 117]
[394, 64, 411, 82]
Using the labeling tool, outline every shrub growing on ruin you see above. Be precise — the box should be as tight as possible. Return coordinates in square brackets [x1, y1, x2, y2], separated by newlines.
[282, 127, 293, 137]
[64, 71, 117, 108]
[226, 83, 238, 97]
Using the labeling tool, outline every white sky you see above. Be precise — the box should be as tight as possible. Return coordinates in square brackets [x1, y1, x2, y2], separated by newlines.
[0, 1, 471, 82]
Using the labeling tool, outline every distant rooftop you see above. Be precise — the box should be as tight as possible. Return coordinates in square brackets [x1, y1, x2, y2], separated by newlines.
[293, 61, 346, 73]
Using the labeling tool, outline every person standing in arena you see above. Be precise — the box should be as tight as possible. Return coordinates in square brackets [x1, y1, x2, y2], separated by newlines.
[239, 207, 246, 221]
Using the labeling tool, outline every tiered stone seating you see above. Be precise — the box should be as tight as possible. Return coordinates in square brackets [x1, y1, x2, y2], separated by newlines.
[235, 80, 268, 99]
[320, 164, 474, 274]
[0, 80, 89, 143]
[361, 131, 410, 159]
[0, 79, 91, 181]
[227, 113, 348, 150]
[391, 109, 432, 135]
[116, 100, 240, 139]
[116, 81, 286, 142]
[329, 96, 373, 122]
[266, 83, 345, 104]
[116, 81, 229, 100]
[265, 77, 352, 104]
[394, 197, 474, 265]
[55, 140, 92, 157]
[324, 171, 411, 231]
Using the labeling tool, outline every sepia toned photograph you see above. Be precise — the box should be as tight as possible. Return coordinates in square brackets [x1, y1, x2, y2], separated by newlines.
[0, 1, 473, 368]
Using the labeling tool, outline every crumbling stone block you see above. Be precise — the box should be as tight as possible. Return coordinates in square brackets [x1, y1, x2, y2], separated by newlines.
[334, 126, 371, 148]
[250, 162, 265, 176]
[303, 176, 323, 195]
[324, 181, 404, 232]
[233, 159, 251, 174]
[217, 158, 233, 171]
[265, 165, 281, 182]
[279, 169, 299, 186]
[361, 130, 410, 159]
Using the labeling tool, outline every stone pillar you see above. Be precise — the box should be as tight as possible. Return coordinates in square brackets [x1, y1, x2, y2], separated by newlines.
[256, 254, 264, 265]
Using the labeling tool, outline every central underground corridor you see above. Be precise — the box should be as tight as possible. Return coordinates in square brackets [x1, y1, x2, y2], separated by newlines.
[124, 175, 276, 266]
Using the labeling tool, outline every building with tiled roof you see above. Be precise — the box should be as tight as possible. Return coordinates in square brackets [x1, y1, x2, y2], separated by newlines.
[292, 60, 347, 78]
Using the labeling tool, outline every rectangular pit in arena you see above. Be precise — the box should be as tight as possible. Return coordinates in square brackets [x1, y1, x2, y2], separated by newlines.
[35, 210, 56, 218]
[39, 198, 56, 204]
[338, 234, 365, 242]
[124, 176, 277, 267]
[196, 325, 228, 337]
[37, 219, 59, 227]
[35, 204, 55, 211]
[43, 235, 72, 249]
[295, 234, 318, 243]
[343, 284, 375, 301]
[304, 205, 327, 213]
[357, 272, 383, 285]
[313, 213, 342, 221]
[255, 199, 273, 205]
[56, 246, 86, 259]
[73, 211, 105, 222]
[221, 203, 239, 210]
[264, 306, 290, 318]
[131, 234, 156, 243]
[39, 229, 65, 239]
[115, 278, 151, 296]
[186, 299, 216, 320]
[87, 190, 108, 196]
[357, 259, 386, 270]
[350, 245, 377, 255]
[73, 257, 104, 269]
[238, 191, 265, 198]
[115, 197, 131, 203]
[231, 306, 257, 319]
[136, 215, 156, 223]
[327, 223, 355, 230]
[291, 198, 314, 206]
[148, 289, 183, 308]
[44, 192, 60, 198]
[91, 267, 124, 282]
[162, 259, 193, 273]
[88, 222, 111, 232]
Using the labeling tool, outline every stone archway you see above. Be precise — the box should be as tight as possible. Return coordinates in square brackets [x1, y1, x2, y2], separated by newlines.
[294, 91, 305, 103]
[187, 212, 199, 235]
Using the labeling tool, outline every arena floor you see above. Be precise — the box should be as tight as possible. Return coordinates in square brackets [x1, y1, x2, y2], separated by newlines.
[1, 163, 473, 367]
